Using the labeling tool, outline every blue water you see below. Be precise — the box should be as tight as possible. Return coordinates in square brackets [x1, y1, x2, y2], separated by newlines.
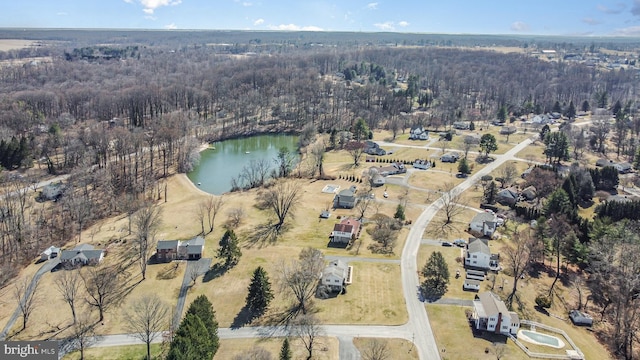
[520, 330, 561, 347]
[187, 134, 298, 195]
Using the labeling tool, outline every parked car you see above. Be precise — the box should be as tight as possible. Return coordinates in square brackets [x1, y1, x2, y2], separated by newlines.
[569, 310, 593, 326]
[441, 241, 453, 247]
[453, 239, 466, 247]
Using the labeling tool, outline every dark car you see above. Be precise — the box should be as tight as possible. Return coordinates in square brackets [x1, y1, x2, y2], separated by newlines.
[453, 239, 466, 247]
[441, 241, 453, 247]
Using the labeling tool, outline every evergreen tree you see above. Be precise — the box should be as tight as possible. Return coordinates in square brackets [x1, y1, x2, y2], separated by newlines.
[544, 188, 576, 220]
[539, 124, 550, 142]
[353, 118, 369, 142]
[581, 100, 590, 112]
[552, 101, 562, 114]
[469, 121, 475, 131]
[543, 131, 570, 165]
[484, 181, 498, 204]
[634, 147, 640, 170]
[457, 157, 470, 175]
[420, 251, 450, 300]
[217, 229, 242, 268]
[479, 134, 498, 157]
[279, 338, 292, 360]
[612, 100, 623, 116]
[245, 266, 274, 318]
[394, 204, 406, 221]
[561, 175, 578, 208]
[182, 295, 219, 356]
[497, 106, 508, 123]
[167, 313, 214, 360]
[566, 101, 576, 120]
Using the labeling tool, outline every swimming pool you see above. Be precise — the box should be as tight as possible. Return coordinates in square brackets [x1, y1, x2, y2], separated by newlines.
[518, 330, 565, 349]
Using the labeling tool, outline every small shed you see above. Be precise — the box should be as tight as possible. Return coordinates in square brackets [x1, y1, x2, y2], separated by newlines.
[40, 246, 60, 261]
[463, 279, 481, 291]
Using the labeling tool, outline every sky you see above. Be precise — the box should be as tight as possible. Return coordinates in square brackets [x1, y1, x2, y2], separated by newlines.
[3, 0, 640, 36]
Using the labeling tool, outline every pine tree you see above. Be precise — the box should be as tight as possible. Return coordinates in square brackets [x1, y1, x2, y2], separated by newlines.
[167, 313, 214, 360]
[181, 295, 219, 356]
[566, 100, 576, 120]
[394, 204, 406, 221]
[217, 229, 242, 268]
[457, 157, 470, 175]
[246, 266, 274, 318]
[420, 251, 450, 300]
[279, 338, 292, 360]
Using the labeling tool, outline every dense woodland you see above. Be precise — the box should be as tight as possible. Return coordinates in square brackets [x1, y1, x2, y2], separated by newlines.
[2, 30, 640, 358]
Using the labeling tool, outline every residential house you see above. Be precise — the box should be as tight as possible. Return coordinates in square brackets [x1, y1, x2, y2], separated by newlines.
[521, 186, 537, 201]
[156, 236, 205, 262]
[364, 141, 386, 156]
[614, 162, 633, 174]
[496, 188, 518, 207]
[469, 212, 498, 238]
[409, 126, 429, 140]
[595, 158, 613, 167]
[376, 162, 406, 177]
[464, 134, 481, 145]
[41, 183, 65, 201]
[499, 126, 517, 135]
[413, 159, 431, 170]
[40, 246, 60, 261]
[60, 244, 104, 267]
[453, 121, 470, 130]
[330, 217, 361, 244]
[334, 186, 358, 209]
[321, 260, 352, 292]
[472, 292, 520, 336]
[465, 238, 500, 271]
[440, 152, 460, 163]
[320, 210, 331, 219]
[371, 173, 385, 186]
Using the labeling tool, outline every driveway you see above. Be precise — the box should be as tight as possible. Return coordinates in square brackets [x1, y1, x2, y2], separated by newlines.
[0, 257, 60, 340]
[171, 258, 212, 329]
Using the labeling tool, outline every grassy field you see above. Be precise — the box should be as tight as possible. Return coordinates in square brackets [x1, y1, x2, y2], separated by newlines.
[353, 337, 418, 359]
[63, 344, 163, 360]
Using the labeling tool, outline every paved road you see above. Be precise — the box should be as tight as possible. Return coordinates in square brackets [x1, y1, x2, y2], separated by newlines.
[0, 257, 60, 340]
[171, 258, 212, 329]
[338, 336, 361, 360]
[325, 255, 400, 265]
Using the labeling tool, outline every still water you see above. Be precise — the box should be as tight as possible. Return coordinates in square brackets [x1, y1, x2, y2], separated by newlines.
[187, 134, 299, 195]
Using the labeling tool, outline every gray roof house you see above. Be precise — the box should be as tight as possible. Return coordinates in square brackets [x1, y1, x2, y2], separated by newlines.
[469, 212, 498, 238]
[334, 186, 358, 209]
[496, 188, 518, 206]
[156, 237, 205, 262]
[472, 292, 520, 336]
[60, 244, 104, 268]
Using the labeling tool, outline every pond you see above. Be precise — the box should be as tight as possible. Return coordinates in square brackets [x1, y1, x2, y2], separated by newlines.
[187, 134, 299, 195]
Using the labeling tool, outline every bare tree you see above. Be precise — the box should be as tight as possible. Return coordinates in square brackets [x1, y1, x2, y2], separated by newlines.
[440, 182, 466, 228]
[81, 265, 122, 322]
[205, 195, 225, 233]
[188, 261, 207, 286]
[491, 342, 507, 360]
[504, 229, 533, 310]
[226, 207, 245, 229]
[497, 162, 518, 189]
[133, 204, 163, 280]
[55, 270, 81, 324]
[232, 347, 272, 360]
[461, 135, 477, 158]
[362, 339, 390, 360]
[295, 314, 323, 360]
[279, 247, 324, 315]
[69, 313, 96, 360]
[345, 141, 365, 167]
[257, 180, 301, 233]
[13, 277, 40, 331]
[355, 191, 374, 220]
[125, 295, 169, 360]
[310, 142, 326, 178]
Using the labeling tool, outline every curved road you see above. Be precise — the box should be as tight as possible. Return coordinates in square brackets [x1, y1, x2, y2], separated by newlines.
[78, 137, 535, 359]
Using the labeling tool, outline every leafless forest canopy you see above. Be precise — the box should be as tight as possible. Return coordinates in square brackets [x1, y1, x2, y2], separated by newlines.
[0, 29, 639, 285]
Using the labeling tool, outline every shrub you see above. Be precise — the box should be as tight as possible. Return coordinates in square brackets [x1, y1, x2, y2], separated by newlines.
[535, 294, 552, 308]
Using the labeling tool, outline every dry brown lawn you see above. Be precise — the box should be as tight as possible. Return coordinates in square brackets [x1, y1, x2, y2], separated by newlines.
[315, 262, 407, 325]
[514, 141, 547, 163]
[0, 40, 36, 51]
[62, 343, 163, 360]
[216, 337, 339, 360]
[353, 337, 418, 359]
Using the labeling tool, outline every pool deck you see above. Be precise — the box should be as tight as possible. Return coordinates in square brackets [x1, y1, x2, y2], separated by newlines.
[518, 329, 566, 349]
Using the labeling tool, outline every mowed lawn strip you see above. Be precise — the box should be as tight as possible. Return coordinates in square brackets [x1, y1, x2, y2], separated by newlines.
[353, 337, 418, 359]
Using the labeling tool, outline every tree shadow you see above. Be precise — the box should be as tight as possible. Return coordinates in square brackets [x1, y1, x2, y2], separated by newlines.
[245, 223, 285, 248]
[230, 306, 254, 329]
[202, 263, 228, 283]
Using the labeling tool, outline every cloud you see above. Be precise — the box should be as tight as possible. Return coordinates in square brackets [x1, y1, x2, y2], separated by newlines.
[126, 0, 182, 14]
[242, 2, 253, 6]
[366, 2, 379, 10]
[254, 18, 264, 26]
[164, 23, 177, 30]
[56, 12, 67, 16]
[632, 0, 640, 16]
[582, 17, 602, 25]
[398, 21, 409, 27]
[612, 25, 640, 36]
[597, 3, 626, 14]
[268, 24, 323, 31]
[374, 21, 395, 31]
[510, 21, 530, 32]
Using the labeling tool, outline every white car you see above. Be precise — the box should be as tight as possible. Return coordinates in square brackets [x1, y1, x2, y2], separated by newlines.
[383, 192, 388, 198]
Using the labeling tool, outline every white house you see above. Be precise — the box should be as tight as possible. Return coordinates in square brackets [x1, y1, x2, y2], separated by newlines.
[409, 126, 429, 140]
[156, 236, 205, 262]
[334, 186, 358, 209]
[440, 152, 460, 163]
[465, 238, 500, 271]
[40, 246, 60, 261]
[330, 218, 361, 244]
[413, 159, 431, 170]
[472, 292, 520, 336]
[321, 260, 352, 292]
[469, 212, 498, 238]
